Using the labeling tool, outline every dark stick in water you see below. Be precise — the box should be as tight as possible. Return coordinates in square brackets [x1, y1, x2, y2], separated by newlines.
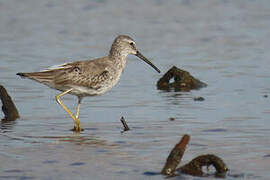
[120, 116, 130, 132]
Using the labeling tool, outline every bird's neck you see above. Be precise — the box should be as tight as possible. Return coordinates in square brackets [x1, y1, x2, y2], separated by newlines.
[109, 45, 128, 58]
[109, 47, 128, 69]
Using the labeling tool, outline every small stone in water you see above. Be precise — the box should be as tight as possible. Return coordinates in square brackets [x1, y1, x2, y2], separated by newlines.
[193, 97, 205, 101]
[169, 117, 175, 121]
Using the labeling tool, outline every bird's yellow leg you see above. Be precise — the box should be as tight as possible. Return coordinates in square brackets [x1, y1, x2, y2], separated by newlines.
[75, 97, 82, 119]
[75, 103, 81, 119]
[55, 89, 81, 132]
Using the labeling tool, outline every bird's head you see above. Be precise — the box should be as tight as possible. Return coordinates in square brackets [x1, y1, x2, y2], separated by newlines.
[110, 35, 160, 73]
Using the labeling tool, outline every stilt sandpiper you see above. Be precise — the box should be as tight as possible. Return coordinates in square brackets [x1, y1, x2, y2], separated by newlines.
[17, 35, 160, 132]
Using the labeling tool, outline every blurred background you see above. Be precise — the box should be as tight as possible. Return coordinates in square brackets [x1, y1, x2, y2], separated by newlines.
[0, 0, 270, 179]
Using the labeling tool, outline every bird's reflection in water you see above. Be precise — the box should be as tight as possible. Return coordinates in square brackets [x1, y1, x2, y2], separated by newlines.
[22, 133, 119, 148]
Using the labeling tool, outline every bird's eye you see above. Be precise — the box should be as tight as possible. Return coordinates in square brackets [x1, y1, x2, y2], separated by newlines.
[73, 67, 81, 73]
[129, 42, 134, 46]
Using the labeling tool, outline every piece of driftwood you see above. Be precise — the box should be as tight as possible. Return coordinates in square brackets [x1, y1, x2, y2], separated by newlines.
[120, 116, 130, 132]
[157, 66, 207, 91]
[178, 154, 228, 177]
[161, 134, 190, 176]
[161, 135, 228, 178]
[0, 85, 19, 121]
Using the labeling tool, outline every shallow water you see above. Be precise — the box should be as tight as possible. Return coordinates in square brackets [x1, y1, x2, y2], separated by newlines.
[1, 0, 270, 179]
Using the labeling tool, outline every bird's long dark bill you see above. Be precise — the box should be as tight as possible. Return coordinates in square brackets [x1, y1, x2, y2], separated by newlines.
[136, 51, 161, 73]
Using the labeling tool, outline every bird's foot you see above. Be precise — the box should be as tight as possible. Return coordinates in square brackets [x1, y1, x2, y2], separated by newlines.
[71, 125, 84, 132]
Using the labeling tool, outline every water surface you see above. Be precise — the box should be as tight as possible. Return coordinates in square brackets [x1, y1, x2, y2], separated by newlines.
[0, 0, 270, 179]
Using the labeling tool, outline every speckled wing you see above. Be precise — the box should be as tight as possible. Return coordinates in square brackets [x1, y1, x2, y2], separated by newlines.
[53, 59, 112, 90]
[17, 58, 112, 91]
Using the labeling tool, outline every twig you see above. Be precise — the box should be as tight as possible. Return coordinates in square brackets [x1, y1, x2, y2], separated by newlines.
[0, 85, 19, 121]
[161, 134, 190, 176]
[120, 116, 130, 132]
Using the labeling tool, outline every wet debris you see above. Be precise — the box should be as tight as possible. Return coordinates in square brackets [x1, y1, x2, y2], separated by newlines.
[161, 134, 228, 178]
[193, 97, 205, 101]
[161, 134, 190, 176]
[157, 66, 207, 91]
[0, 85, 19, 121]
[178, 154, 228, 177]
[69, 162, 85, 166]
[169, 117, 175, 121]
[120, 116, 130, 132]
[263, 154, 270, 158]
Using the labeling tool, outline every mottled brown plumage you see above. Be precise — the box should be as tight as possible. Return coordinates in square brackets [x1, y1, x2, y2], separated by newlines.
[17, 35, 160, 132]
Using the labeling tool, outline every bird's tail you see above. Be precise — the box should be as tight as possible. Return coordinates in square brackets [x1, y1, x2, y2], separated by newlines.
[16, 71, 55, 85]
